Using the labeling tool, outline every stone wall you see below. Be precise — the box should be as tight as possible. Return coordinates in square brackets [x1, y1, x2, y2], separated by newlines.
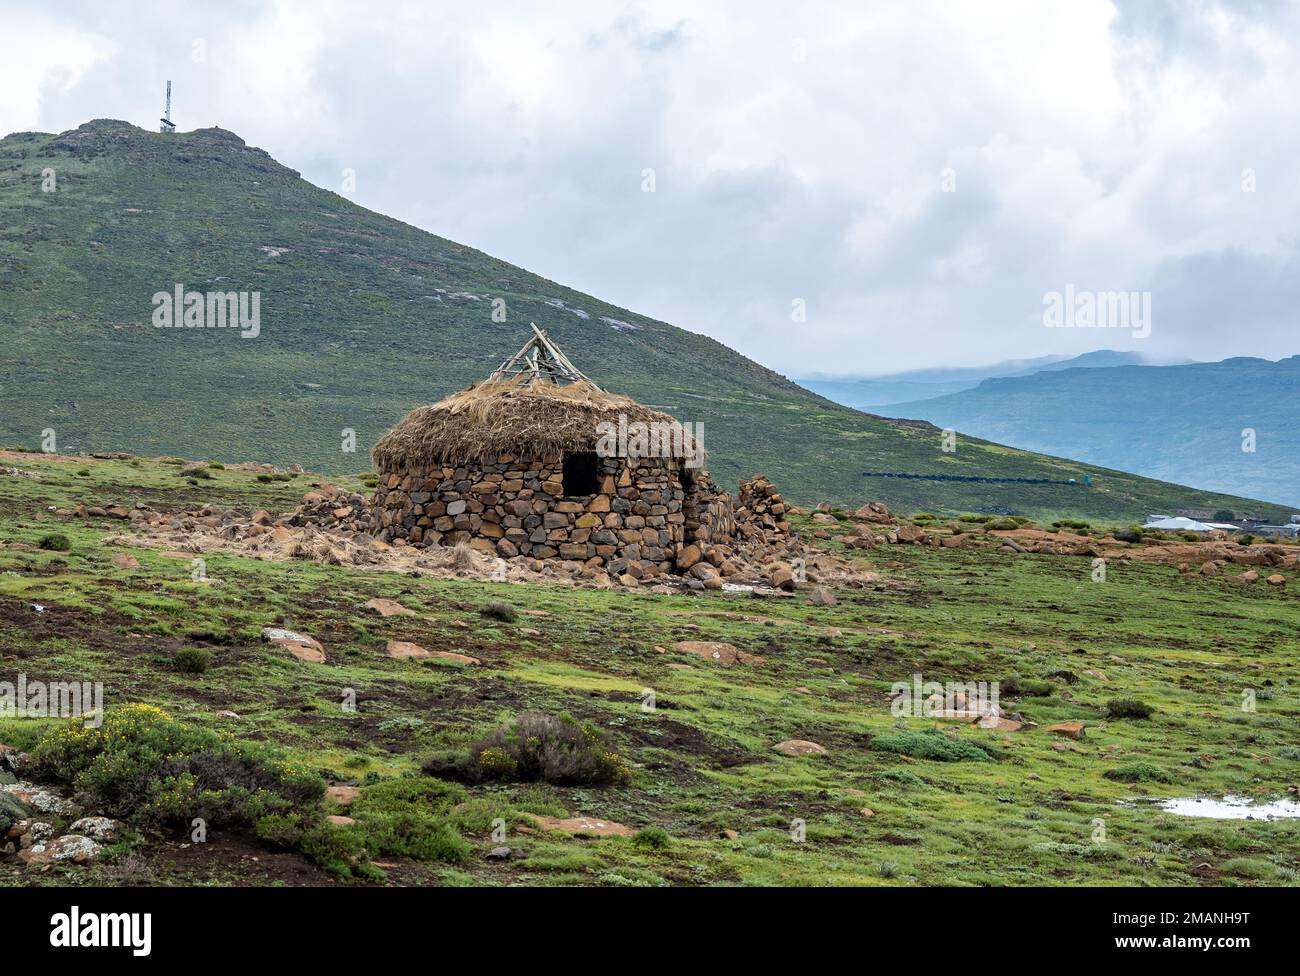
[682, 470, 734, 545]
[374, 452, 690, 572]
[734, 474, 790, 545]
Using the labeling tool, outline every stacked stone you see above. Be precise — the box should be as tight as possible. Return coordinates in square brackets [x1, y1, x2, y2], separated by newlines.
[373, 453, 689, 573]
[733, 474, 790, 544]
[290, 486, 373, 536]
[682, 471, 734, 545]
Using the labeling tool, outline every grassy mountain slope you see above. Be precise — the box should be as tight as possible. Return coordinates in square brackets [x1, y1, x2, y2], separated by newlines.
[891, 357, 1300, 511]
[0, 120, 1287, 522]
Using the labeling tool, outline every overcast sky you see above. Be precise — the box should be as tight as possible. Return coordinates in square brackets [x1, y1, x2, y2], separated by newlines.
[3, 0, 1298, 376]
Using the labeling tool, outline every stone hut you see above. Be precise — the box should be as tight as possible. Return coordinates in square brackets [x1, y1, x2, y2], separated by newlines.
[371, 327, 732, 574]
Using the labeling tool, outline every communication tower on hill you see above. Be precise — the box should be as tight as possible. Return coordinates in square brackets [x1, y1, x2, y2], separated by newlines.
[159, 81, 175, 133]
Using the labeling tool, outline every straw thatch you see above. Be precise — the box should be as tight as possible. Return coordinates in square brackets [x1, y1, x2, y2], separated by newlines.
[372, 375, 699, 469]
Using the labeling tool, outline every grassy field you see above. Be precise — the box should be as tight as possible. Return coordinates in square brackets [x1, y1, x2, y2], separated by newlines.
[1, 453, 1297, 886]
[0, 119, 1290, 523]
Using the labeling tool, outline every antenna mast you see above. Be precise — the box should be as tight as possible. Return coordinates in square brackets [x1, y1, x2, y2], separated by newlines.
[160, 80, 175, 133]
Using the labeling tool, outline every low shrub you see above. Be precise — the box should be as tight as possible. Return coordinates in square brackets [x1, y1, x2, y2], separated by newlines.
[869, 730, 991, 762]
[348, 777, 471, 863]
[1106, 698, 1154, 720]
[1053, 518, 1092, 532]
[172, 647, 212, 674]
[871, 769, 926, 787]
[1000, 676, 1054, 698]
[426, 712, 631, 785]
[30, 704, 324, 827]
[1103, 762, 1172, 783]
[480, 602, 518, 623]
[1221, 857, 1275, 880]
[38, 533, 71, 552]
[632, 825, 672, 850]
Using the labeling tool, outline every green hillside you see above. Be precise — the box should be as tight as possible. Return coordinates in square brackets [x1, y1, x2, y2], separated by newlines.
[0, 119, 1287, 523]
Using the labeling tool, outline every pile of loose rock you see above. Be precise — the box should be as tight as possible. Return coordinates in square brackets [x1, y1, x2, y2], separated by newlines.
[0, 746, 119, 869]
[93, 481, 869, 595]
[734, 474, 791, 545]
[288, 486, 374, 536]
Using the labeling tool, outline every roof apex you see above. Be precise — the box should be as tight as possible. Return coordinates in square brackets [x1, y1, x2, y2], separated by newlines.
[490, 324, 596, 386]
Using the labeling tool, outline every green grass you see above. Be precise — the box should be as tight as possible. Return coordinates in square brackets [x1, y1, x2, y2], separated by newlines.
[1, 454, 1298, 886]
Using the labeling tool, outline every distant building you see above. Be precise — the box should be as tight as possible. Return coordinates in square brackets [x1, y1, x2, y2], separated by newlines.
[1144, 516, 1218, 532]
[1252, 523, 1300, 539]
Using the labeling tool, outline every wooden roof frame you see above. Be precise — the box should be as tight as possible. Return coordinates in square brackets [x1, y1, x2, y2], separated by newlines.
[490, 323, 598, 387]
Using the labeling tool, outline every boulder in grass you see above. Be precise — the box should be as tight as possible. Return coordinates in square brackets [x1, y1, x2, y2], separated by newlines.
[365, 597, 415, 618]
[430, 650, 480, 665]
[525, 815, 635, 838]
[20, 834, 102, 867]
[808, 586, 836, 606]
[774, 739, 828, 756]
[69, 816, 122, 842]
[261, 627, 326, 663]
[325, 785, 360, 806]
[385, 640, 430, 659]
[1045, 721, 1086, 740]
[768, 565, 796, 591]
[673, 640, 762, 665]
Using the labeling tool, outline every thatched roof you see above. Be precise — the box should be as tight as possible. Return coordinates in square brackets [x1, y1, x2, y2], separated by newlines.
[372, 375, 700, 469]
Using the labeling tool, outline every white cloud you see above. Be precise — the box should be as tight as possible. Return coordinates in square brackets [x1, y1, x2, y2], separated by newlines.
[2, 0, 1298, 373]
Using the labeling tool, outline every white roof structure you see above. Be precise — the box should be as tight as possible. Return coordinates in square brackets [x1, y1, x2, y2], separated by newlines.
[1143, 516, 1217, 532]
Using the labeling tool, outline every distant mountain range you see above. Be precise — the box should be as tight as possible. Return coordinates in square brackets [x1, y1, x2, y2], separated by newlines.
[796, 350, 1194, 410]
[880, 356, 1300, 510]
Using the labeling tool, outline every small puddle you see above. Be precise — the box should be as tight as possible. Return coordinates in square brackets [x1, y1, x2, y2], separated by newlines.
[1127, 795, 1300, 820]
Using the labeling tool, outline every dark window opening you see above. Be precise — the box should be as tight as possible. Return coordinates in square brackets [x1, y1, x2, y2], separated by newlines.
[562, 451, 600, 497]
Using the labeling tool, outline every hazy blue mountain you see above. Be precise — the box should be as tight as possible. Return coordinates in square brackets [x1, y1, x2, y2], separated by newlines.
[886, 356, 1300, 509]
[796, 350, 1185, 410]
